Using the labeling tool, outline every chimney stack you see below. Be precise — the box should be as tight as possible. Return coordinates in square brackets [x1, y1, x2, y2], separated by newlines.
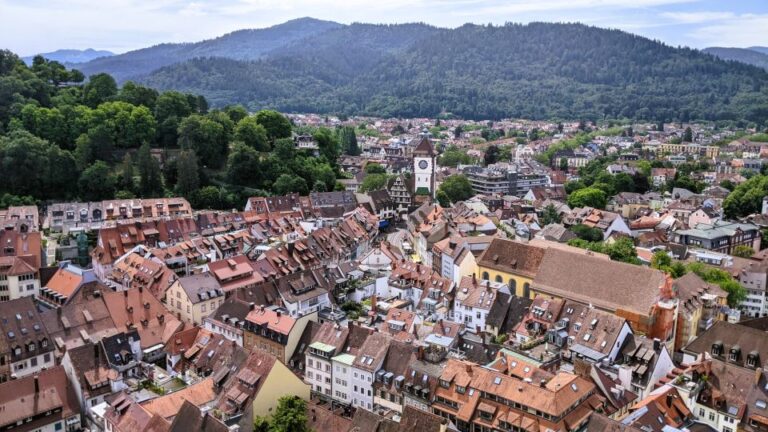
[418, 346, 424, 361]
[34, 376, 39, 394]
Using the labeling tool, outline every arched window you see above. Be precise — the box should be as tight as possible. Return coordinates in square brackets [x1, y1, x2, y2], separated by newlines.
[495, 275, 503, 283]
[523, 282, 531, 298]
[509, 279, 517, 296]
[481, 272, 489, 280]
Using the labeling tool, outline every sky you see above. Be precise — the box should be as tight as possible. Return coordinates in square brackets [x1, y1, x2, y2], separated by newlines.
[1, 0, 766, 56]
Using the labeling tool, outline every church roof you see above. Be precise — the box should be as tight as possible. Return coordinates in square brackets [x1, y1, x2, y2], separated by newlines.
[413, 136, 435, 156]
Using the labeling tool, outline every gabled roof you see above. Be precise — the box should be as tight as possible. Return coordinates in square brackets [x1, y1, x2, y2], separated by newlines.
[168, 400, 228, 432]
[533, 248, 668, 315]
[477, 238, 546, 278]
[413, 136, 435, 157]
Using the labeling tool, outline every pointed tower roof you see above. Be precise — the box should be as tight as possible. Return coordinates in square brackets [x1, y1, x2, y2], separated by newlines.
[413, 136, 435, 157]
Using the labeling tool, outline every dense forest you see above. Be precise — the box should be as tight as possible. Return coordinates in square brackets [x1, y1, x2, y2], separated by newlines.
[131, 22, 768, 123]
[72, 18, 343, 82]
[0, 50, 345, 208]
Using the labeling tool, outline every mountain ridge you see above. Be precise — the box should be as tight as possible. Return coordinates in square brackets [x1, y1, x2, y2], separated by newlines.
[703, 46, 768, 70]
[35, 19, 768, 122]
[22, 48, 114, 65]
[72, 17, 342, 81]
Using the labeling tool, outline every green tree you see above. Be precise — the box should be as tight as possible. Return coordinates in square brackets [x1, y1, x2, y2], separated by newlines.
[365, 163, 386, 174]
[82, 73, 117, 108]
[359, 173, 389, 192]
[270, 396, 308, 432]
[559, 157, 568, 171]
[137, 143, 163, 197]
[571, 224, 604, 242]
[484, 145, 500, 165]
[118, 81, 158, 109]
[255, 110, 292, 142]
[683, 127, 693, 142]
[668, 262, 688, 278]
[438, 174, 474, 204]
[687, 263, 748, 307]
[74, 124, 114, 169]
[226, 142, 261, 188]
[732, 245, 755, 259]
[191, 186, 232, 210]
[154, 91, 193, 146]
[567, 187, 607, 209]
[175, 150, 200, 197]
[313, 127, 339, 168]
[116, 153, 135, 192]
[78, 161, 116, 201]
[274, 174, 308, 195]
[178, 114, 228, 169]
[650, 250, 672, 270]
[224, 105, 248, 123]
[604, 238, 639, 264]
[0, 130, 77, 200]
[339, 126, 360, 156]
[539, 204, 562, 226]
[235, 117, 270, 152]
[439, 145, 472, 167]
[723, 175, 768, 218]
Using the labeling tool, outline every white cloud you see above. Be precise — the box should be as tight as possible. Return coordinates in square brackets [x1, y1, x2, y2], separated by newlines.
[660, 11, 734, 23]
[687, 13, 768, 47]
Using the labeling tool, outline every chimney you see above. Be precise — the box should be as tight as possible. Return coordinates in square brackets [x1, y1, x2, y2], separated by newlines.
[249, 302, 255, 311]
[666, 392, 674, 408]
[756, 367, 763, 386]
[540, 379, 546, 388]
[34, 375, 39, 394]
[138, 286, 143, 294]
[653, 338, 661, 352]
[123, 290, 128, 298]
[465, 363, 472, 373]
[276, 311, 281, 318]
[417, 346, 424, 361]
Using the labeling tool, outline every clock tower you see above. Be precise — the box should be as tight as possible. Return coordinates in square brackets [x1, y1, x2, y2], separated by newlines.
[413, 135, 436, 198]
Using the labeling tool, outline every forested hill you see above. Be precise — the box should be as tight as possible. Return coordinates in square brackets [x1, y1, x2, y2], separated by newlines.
[72, 17, 342, 81]
[62, 20, 768, 122]
[703, 47, 768, 70]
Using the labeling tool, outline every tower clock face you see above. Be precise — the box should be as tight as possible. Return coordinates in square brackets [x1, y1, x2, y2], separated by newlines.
[418, 160, 429, 170]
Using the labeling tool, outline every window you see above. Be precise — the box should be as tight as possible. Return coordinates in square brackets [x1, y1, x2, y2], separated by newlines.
[201, 304, 206, 313]
[30, 357, 37, 367]
[495, 275, 502, 283]
[482, 272, 489, 280]
[709, 412, 715, 421]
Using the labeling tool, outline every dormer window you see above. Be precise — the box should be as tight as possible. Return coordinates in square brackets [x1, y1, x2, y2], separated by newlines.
[748, 351, 760, 368]
[712, 342, 723, 356]
[729, 346, 741, 362]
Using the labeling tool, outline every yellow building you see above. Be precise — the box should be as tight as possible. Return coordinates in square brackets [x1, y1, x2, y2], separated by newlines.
[657, 142, 719, 158]
[248, 352, 310, 418]
[673, 273, 728, 352]
[166, 273, 225, 326]
[476, 238, 546, 299]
